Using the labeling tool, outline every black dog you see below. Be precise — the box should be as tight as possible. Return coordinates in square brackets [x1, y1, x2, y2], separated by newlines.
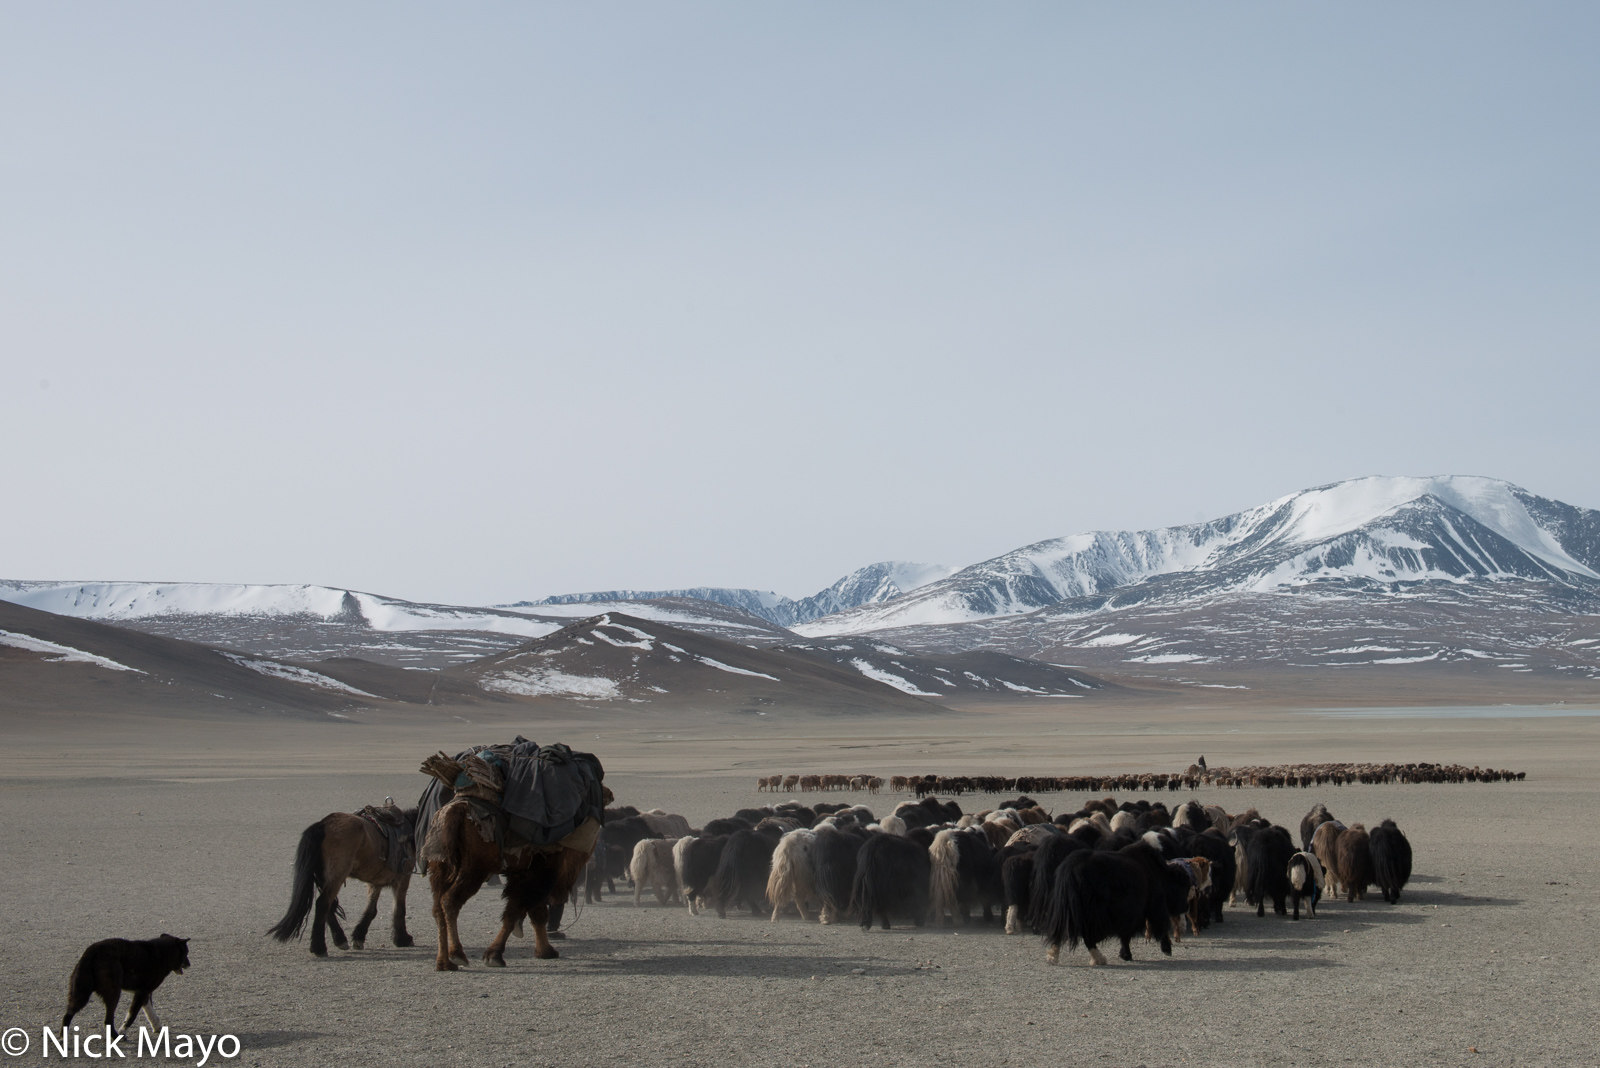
[62, 935, 190, 1035]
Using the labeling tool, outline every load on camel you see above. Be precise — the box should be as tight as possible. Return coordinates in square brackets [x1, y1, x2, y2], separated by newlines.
[416, 738, 611, 970]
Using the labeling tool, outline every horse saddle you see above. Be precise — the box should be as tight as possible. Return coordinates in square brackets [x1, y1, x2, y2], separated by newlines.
[359, 803, 415, 875]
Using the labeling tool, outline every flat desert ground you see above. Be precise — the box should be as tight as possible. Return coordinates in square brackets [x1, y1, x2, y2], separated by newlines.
[3, 702, 1598, 1067]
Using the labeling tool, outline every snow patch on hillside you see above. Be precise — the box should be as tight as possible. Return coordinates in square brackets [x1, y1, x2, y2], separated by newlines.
[0, 630, 145, 673]
[479, 668, 622, 700]
[850, 658, 941, 696]
[219, 653, 376, 696]
[695, 656, 779, 681]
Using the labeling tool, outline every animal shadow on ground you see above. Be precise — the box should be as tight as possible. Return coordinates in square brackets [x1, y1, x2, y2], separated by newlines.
[295, 947, 438, 965]
[574, 952, 915, 979]
[1161, 955, 1344, 973]
[1400, 889, 1522, 908]
[225, 1031, 324, 1050]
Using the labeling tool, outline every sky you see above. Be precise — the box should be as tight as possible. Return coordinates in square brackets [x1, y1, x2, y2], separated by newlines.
[2, 4, 1597, 606]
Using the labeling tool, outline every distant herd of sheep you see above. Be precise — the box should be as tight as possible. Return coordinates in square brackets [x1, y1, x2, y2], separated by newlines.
[592, 790, 1419, 965]
[758, 761, 1524, 797]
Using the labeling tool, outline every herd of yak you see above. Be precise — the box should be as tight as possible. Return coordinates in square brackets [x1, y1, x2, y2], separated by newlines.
[597, 792, 1415, 966]
[759, 761, 1525, 797]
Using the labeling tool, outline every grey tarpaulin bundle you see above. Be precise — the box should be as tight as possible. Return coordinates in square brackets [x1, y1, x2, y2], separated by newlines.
[411, 736, 606, 871]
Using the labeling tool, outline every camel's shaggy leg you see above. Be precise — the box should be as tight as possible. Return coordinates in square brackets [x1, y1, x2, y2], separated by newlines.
[529, 902, 559, 960]
[430, 870, 455, 970]
[484, 901, 526, 967]
[431, 868, 477, 970]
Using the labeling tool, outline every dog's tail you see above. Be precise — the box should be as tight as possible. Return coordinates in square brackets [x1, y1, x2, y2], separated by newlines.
[62, 948, 96, 1025]
[267, 820, 326, 941]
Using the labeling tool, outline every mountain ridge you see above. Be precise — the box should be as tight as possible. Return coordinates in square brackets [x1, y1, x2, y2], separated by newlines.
[794, 476, 1600, 636]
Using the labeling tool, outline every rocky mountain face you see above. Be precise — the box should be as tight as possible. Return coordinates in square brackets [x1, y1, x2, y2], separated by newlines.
[794, 476, 1600, 637]
[512, 560, 958, 627]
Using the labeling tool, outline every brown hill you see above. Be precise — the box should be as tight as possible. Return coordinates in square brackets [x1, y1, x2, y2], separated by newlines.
[0, 600, 404, 717]
[431, 612, 952, 717]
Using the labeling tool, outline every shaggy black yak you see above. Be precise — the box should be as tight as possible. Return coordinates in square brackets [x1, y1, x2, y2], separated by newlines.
[851, 832, 931, 930]
[1369, 819, 1413, 903]
[1039, 841, 1173, 966]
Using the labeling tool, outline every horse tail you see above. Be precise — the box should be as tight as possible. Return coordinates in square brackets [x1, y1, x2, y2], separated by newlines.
[267, 820, 327, 941]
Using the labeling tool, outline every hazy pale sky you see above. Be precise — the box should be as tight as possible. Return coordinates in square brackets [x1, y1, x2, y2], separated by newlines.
[3, 4, 1597, 605]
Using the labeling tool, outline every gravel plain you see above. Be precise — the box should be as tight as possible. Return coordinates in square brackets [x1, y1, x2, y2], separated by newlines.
[2, 708, 1598, 1067]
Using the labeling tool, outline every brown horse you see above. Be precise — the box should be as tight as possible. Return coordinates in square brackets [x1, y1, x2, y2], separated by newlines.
[268, 807, 416, 957]
[422, 795, 604, 970]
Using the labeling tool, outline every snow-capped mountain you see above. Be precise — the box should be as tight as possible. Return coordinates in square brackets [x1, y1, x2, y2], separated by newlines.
[0, 581, 795, 667]
[0, 581, 561, 636]
[512, 561, 958, 627]
[784, 562, 961, 623]
[506, 586, 795, 624]
[795, 476, 1600, 636]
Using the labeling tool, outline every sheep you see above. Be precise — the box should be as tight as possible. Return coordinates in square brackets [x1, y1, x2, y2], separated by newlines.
[1369, 819, 1413, 903]
[766, 829, 820, 922]
[630, 838, 681, 906]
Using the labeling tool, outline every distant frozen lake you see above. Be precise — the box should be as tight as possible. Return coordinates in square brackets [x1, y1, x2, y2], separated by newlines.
[1303, 705, 1600, 719]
